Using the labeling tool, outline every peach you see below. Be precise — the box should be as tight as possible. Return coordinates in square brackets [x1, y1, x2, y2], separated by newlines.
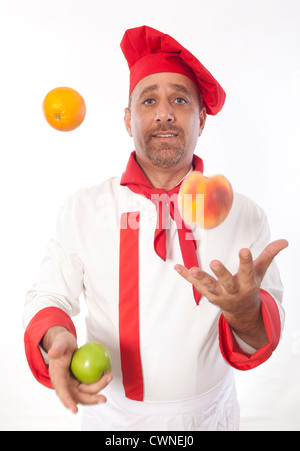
[178, 171, 233, 229]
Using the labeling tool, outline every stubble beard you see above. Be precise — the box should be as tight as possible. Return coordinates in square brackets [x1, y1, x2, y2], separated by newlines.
[143, 125, 186, 169]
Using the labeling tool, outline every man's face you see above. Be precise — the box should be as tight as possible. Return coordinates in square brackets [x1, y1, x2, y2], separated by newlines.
[124, 72, 206, 169]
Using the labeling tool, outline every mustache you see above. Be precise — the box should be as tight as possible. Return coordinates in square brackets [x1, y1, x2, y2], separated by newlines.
[144, 124, 184, 141]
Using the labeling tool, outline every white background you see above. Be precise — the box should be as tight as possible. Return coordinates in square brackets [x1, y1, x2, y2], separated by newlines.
[0, 0, 299, 431]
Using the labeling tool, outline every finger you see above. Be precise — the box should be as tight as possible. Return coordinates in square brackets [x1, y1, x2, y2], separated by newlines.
[71, 374, 113, 407]
[174, 264, 193, 281]
[175, 264, 220, 295]
[210, 260, 238, 294]
[71, 387, 107, 406]
[52, 376, 79, 414]
[237, 248, 255, 285]
[254, 239, 289, 280]
[78, 373, 113, 395]
[59, 390, 79, 413]
[48, 334, 76, 360]
[48, 343, 67, 360]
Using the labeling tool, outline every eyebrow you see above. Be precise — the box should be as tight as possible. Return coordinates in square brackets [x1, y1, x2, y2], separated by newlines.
[138, 85, 159, 100]
[138, 83, 191, 101]
[168, 83, 191, 96]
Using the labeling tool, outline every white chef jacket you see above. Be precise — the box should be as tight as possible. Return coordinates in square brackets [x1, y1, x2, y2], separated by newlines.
[23, 157, 284, 430]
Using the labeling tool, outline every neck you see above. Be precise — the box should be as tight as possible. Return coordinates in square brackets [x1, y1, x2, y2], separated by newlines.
[135, 154, 193, 190]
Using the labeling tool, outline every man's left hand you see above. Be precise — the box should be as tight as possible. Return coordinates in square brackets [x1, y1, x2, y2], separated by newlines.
[174, 239, 288, 349]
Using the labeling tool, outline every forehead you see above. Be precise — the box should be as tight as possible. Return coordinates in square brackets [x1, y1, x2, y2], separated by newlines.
[132, 72, 199, 99]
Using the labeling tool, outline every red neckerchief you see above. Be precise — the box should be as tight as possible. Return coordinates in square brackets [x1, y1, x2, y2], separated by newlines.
[120, 151, 204, 305]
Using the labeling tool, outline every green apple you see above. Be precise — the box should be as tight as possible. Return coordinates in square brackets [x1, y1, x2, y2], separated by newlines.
[70, 342, 112, 384]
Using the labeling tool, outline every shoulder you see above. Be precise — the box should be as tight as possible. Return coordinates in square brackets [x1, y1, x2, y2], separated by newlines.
[232, 192, 266, 221]
[62, 177, 122, 210]
[228, 191, 267, 238]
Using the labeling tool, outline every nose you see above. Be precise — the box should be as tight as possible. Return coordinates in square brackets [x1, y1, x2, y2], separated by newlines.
[155, 100, 174, 123]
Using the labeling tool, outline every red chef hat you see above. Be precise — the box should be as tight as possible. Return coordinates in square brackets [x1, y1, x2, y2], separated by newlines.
[120, 25, 226, 115]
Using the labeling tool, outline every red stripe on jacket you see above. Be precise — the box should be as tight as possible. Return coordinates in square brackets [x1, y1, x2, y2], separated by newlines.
[119, 211, 144, 400]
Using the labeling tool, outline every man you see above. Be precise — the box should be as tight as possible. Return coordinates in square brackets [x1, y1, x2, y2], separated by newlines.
[23, 25, 288, 431]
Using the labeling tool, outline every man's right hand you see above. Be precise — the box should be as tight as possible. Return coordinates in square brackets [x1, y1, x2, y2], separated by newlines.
[43, 327, 113, 414]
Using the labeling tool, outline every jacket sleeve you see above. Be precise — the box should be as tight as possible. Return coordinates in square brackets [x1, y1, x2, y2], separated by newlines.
[24, 307, 77, 388]
[23, 199, 83, 387]
[218, 214, 285, 370]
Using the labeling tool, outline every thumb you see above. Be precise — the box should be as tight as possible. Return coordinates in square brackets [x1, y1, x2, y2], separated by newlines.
[254, 239, 288, 280]
[48, 332, 77, 360]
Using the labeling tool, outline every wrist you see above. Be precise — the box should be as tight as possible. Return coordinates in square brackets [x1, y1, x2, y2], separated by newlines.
[222, 304, 262, 334]
[222, 306, 269, 349]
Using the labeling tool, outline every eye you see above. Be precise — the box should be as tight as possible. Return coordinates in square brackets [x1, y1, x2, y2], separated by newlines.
[143, 98, 156, 105]
[174, 97, 187, 104]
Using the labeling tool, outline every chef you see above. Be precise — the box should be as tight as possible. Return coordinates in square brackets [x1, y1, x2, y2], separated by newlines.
[23, 25, 288, 431]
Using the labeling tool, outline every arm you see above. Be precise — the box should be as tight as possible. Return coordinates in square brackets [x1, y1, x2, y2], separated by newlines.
[24, 198, 112, 411]
[23, 200, 83, 387]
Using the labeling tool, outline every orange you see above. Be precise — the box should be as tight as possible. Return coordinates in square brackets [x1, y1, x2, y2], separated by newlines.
[42, 87, 86, 131]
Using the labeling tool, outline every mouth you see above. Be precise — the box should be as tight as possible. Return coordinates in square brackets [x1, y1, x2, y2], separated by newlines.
[152, 132, 178, 139]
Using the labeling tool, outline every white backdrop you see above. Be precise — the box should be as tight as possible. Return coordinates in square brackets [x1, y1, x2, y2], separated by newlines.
[0, 0, 299, 431]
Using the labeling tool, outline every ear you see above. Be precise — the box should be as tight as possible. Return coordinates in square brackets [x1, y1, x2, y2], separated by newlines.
[198, 107, 207, 137]
[124, 108, 133, 137]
